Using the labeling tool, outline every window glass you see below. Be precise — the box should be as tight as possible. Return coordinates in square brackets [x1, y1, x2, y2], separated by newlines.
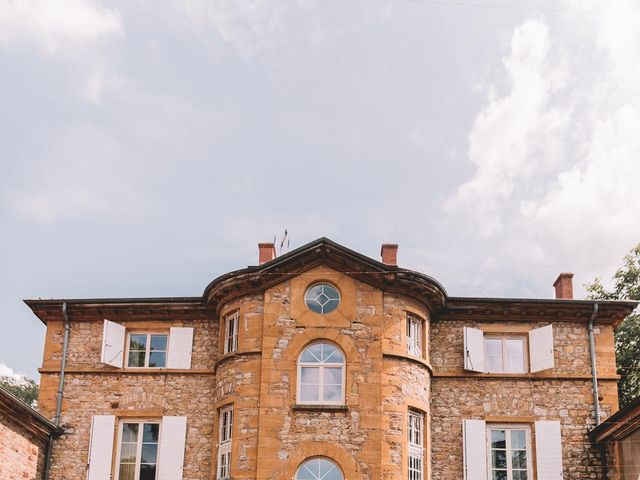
[127, 334, 167, 368]
[117, 421, 159, 480]
[487, 427, 530, 480]
[217, 406, 233, 479]
[304, 284, 340, 315]
[408, 410, 424, 480]
[485, 337, 526, 373]
[298, 343, 345, 404]
[296, 458, 343, 480]
[224, 312, 239, 354]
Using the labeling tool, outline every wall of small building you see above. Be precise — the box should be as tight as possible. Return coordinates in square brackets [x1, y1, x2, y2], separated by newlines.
[620, 429, 640, 480]
[0, 411, 47, 480]
[430, 318, 619, 480]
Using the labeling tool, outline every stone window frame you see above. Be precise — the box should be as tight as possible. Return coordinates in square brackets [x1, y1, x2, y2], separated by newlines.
[113, 417, 161, 480]
[124, 331, 169, 369]
[296, 341, 346, 406]
[485, 423, 533, 480]
[216, 404, 234, 480]
[223, 310, 239, 355]
[483, 333, 529, 374]
[294, 456, 345, 480]
[406, 313, 425, 359]
[408, 408, 425, 480]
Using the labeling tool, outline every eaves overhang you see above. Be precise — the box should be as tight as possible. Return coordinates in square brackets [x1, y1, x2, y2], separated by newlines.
[202, 237, 448, 314]
[437, 297, 638, 325]
[0, 386, 61, 441]
[590, 396, 640, 443]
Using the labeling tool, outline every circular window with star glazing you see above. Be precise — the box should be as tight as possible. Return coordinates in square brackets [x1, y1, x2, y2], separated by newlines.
[304, 283, 341, 315]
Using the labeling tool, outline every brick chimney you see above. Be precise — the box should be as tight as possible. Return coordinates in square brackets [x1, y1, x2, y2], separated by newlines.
[258, 243, 276, 265]
[553, 273, 574, 299]
[380, 244, 398, 266]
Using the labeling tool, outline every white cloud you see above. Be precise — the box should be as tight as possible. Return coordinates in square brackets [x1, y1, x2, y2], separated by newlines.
[0, 0, 122, 53]
[0, 361, 23, 380]
[444, 2, 640, 296]
[0, 0, 124, 101]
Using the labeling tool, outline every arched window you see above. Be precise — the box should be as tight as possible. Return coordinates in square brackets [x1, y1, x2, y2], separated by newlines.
[295, 458, 344, 480]
[297, 342, 345, 404]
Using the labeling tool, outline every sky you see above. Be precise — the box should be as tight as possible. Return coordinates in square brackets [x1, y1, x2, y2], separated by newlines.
[1, 0, 639, 380]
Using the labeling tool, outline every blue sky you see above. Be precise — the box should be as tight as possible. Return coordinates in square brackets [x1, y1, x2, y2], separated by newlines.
[1, 0, 639, 379]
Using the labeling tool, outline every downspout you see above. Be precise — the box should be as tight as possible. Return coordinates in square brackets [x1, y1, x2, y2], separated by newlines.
[588, 303, 600, 425]
[43, 301, 70, 480]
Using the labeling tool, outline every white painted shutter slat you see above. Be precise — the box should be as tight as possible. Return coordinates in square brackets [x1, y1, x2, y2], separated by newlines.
[529, 325, 554, 373]
[535, 420, 563, 480]
[167, 327, 194, 369]
[464, 327, 485, 372]
[100, 319, 125, 368]
[158, 416, 187, 480]
[463, 419, 487, 480]
[86, 415, 115, 480]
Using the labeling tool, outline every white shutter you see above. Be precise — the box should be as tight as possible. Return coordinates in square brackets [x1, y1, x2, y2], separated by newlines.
[463, 419, 487, 480]
[167, 327, 194, 369]
[529, 325, 554, 372]
[158, 416, 187, 480]
[100, 319, 125, 368]
[535, 421, 563, 480]
[463, 327, 485, 372]
[86, 415, 115, 480]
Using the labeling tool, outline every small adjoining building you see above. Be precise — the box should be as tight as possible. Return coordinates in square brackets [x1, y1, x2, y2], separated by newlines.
[22, 238, 639, 480]
[0, 385, 59, 480]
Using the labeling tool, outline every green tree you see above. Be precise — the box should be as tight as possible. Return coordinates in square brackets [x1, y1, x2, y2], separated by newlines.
[586, 244, 640, 408]
[0, 375, 39, 408]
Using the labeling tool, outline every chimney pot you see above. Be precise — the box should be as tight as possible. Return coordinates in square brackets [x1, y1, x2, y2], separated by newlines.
[380, 244, 398, 266]
[258, 243, 276, 265]
[553, 272, 574, 300]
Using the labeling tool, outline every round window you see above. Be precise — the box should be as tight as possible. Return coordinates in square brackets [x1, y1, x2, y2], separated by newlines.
[304, 283, 340, 315]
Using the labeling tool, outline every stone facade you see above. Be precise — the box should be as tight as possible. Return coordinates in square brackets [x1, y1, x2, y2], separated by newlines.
[24, 238, 636, 480]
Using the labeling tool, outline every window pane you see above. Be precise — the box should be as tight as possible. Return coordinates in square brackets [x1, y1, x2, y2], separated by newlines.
[505, 339, 525, 373]
[128, 351, 146, 367]
[322, 344, 343, 363]
[512, 450, 527, 469]
[487, 355, 502, 372]
[119, 443, 137, 463]
[492, 471, 507, 480]
[148, 352, 166, 368]
[122, 423, 139, 442]
[323, 368, 343, 385]
[513, 471, 528, 480]
[491, 430, 506, 449]
[129, 334, 147, 350]
[300, 344, 323, 362]
[492, 450, 506, 468]
[485, 338, 502, 356]
[118, 463, 136, 480]
[141, 444, 158, 464]
[300, 384, 319, 402]
[301, 367, 320, 384]
[323, 384, 342, 402]
[140, 464, 157, 480]
[142, 423, 159, 443]
[511, 430, 526, 449]
[150, 335, 167, 351]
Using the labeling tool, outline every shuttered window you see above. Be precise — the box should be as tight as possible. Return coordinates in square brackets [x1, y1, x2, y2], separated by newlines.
[484, 336, 526, 374]
[407, 315, 423, 358]
[485, 425, 532, 480]
[217, 406, 233, 479]
[126, 334, 168, 368]
[408, 409, 424, 480]
[224, 312, 239, 354]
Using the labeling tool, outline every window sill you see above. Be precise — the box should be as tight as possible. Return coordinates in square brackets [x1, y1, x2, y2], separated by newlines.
[292, 404, 349, 412]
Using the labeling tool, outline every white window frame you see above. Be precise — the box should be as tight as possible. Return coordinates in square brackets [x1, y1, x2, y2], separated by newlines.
[408, 409, 424, 480]
[114, 419, 161, 480]
[296, 342, 346, 405]
[407, 314, 424, 358]
[483, 335, 528, 374]
[485, 424, 533, 480]
[224, 311, 239, 354]
[217, 406, 233, 480]
[125, 332, 169, 369]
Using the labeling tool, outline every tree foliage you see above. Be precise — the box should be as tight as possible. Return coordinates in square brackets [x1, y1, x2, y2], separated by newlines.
[586, 244, 640, 407]
[0, 375, 39, 408]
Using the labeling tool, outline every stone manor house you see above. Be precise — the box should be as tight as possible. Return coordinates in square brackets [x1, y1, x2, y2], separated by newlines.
[25, 238, 637, 480]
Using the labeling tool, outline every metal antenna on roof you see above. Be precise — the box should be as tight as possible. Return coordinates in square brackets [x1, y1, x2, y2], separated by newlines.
[278, 229, 289, 255]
